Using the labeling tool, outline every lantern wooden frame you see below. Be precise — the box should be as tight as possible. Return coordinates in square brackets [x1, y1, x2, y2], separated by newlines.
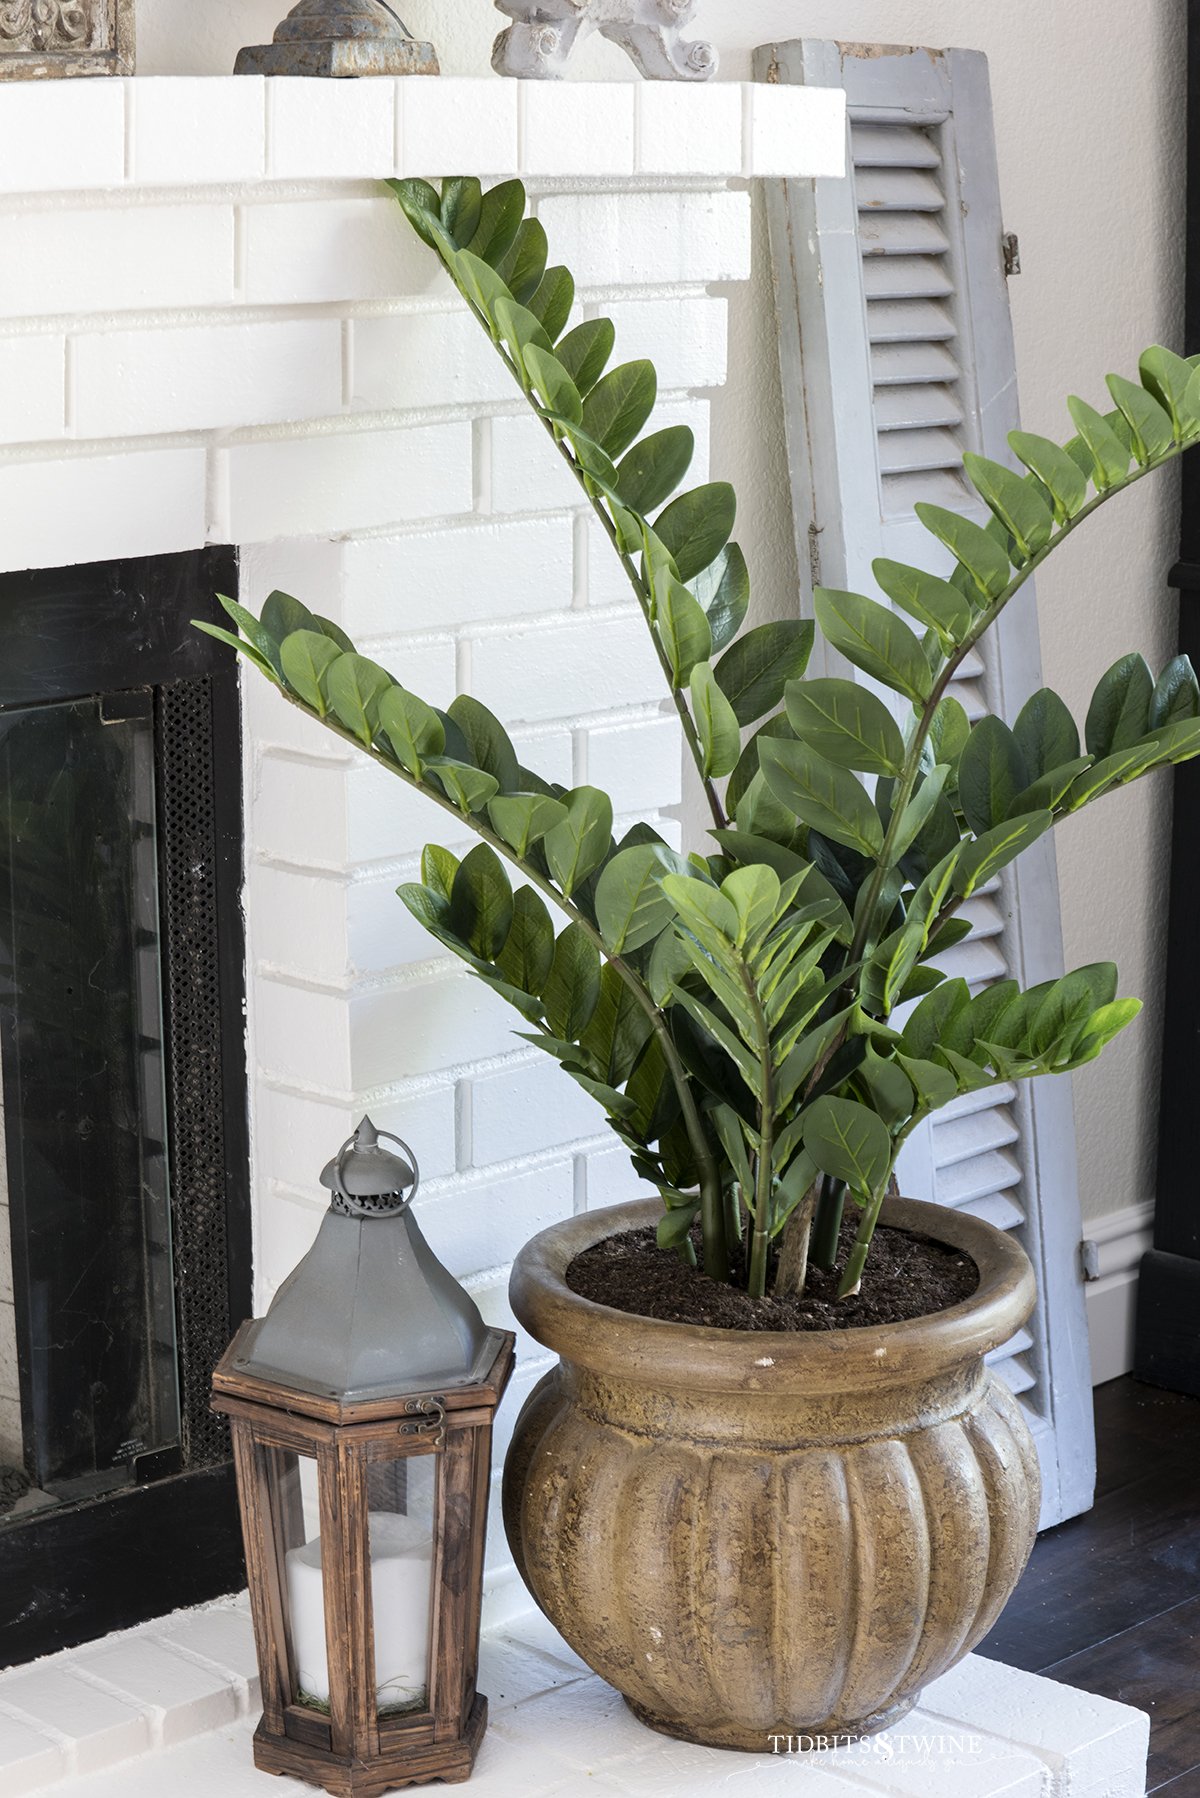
[212, 1327, 514, 1796]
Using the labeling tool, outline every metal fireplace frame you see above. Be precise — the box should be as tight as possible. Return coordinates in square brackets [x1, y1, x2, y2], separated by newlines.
[0, 546, 251, 1666]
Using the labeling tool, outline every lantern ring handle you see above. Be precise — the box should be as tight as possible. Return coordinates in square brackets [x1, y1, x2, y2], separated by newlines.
[332, 1128, 420, 1213]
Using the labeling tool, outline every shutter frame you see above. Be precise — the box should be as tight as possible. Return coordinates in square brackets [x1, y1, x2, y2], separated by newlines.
[755, 38, 1096, 1528]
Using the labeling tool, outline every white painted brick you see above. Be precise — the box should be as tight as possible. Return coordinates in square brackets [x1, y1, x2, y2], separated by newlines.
[521, 82, 635, 178]
[348, 867, 464, 974]
[585, 713, 681, 815]
[470, 1056, 606, 1167]
[0, 334, 64, 444]
[582, 1143, 656, 1211]
[0, 79, 124, 193]
[242, 668, 348, 760]
[253, 755, 352, 869]
[341, 516, 575, 637]
[256, 1184, 326, 1312]
[602, 295, 729, 393]
[155, 1608, 259, 1695]
[419, 1157, 576, 1279]
[584, 516, 638, 612]
[268, 76, 395, 181]
[225, 419, 473, 542]
[249, 862, 350, 982]
[537, 189, 752, 289]
[400, 78, 520, 178]
[240, 536, 347, 623]
[253, 974, 352, 1090]
[655, 396, 712, 482]
[351, 970, 525, 1087]
[242, 197, 447, 306]
[0, 1711, 63, 1796]
[132, 77, 266, 186]
[514, 725, 575, 791]
[0, 1667, 147, 1776]
[489, 411, 583, 515]
[0, 205, 235, 319]
[255, 1081, 457, 1196]
[0, 446, 207, 576]
[352, 307, 514, 413]
[744, 81, 848, 180]
[75, 1640, 237, 1746]
[469, 1272, 545, 1368]
[345, 634, 458, 710]
[467, 610, 664, 725]
[637, 81, 744, 177]
[73, 319, 343, 439]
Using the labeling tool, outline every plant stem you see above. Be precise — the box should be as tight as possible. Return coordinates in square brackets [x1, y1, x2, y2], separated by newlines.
[772, 1176, 820, 1296]
[810, 1177, 846, 1270]
[735, 959, 774, 1299]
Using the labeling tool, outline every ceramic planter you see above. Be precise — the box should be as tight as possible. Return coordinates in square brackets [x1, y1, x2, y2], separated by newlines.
[502, 1195, 1041, 1751]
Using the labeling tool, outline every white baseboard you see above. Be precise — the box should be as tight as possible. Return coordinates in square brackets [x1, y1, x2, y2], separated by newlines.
[1081, 1201, 1155, 1386]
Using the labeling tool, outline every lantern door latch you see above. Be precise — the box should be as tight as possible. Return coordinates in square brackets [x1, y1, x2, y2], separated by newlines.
[400, 1397, 446, 1444]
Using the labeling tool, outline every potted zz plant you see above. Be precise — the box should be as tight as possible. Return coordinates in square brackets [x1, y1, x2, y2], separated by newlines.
[205, 174, 1200, 1751]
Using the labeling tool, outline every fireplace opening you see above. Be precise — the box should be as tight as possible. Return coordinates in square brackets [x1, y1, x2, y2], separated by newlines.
[0, 548, 251, 1666]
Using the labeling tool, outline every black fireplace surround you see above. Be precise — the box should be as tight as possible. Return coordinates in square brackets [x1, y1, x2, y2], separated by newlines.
[0, 549, 251, 1666]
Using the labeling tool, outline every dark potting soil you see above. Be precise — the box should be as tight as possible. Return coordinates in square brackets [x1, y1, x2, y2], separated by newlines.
[565, 1211, 979, 1332]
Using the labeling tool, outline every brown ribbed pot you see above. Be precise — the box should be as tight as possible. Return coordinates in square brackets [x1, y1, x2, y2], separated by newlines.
[502, 1196, 1040, 1752]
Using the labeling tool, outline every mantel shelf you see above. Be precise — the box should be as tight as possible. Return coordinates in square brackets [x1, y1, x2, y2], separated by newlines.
[0, 75, 846, 200]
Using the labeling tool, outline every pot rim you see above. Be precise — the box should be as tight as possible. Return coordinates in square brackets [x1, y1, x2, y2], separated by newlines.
[508, 1195, 1037, 1394]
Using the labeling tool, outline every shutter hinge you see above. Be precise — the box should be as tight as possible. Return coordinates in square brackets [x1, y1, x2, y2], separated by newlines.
[1002, 232, 1021, 277]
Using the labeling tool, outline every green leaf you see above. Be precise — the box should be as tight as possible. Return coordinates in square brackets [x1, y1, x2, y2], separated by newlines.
[262, 590, 319, 644]
[1106, 372, 1174, 465]
[813, 589, 932, 703]
[690, 660, 742, 778]
[901, 977, 971, 1059]
[522, 344, 583, 425]
[494, 294, 553, 365]
[657, 1203, 699, 1249]
[890, 764, 951, 865]
[543, 786, 614, 896]
[895, 1051, 959, 1112]
[914, 503, 1012, 597]
[580, 963, 653, 1087]
[440, 176, 484, 248]
[953, 810, 1053, 897]
[1013, 688, 1081, 780]
[655, 484, 737, 584]
[872, 558, 972, 645]
[647, 927, 692, 1007]
[526, 265, 575, 341]
[453, 247, 510, 323]
[449, 844, 513, 962]
[759, 737, 884, 858]
[465, 178, 526, 266]
[958, 716, 1030, 834]
[1140, 345, 1196, 435]
[858, 1048, 914, 1130]
[1008, 756, 1093, 817]
[1150, 655, 1200, 730]
[325, 653, 393, 747]
[543, 923, 601, 1038]
[581, 361, 657, 458]
[1062, 743, 1160, 809]
[595, 843, 683, 954]
[192, 620, 280, 683]
[1008, 430, 1088, 520]
[217, 594, 284, 675]
[802, 1096, 892, 1199]
[313, 614, 354, 654]
[692, 543, 750, 652]
[495, 217, 548, 306]
[487, 792, 568, 858]
[1085, 653, 1154, 758]
[963, 453, 1055, 558]
[387, 177, 446, 250]
[496, 885, 555, 997]
[1068, 997, 1143, 1064]
[926, 695, 971, 784]
[279, 630, 340, 715]
[616, 426, 694, 516]
[447, 694, 521, 792]
[715, 621, 815, 726]
[421, 844, 459, 904]
[377, 683, 445, 775]
[785, 676, 905, 776]
[657, 577, 712, 685]
[1067, 395, 1130, 489]
[426, 758, 500, 814]
[722, 864, 782, 947]
[556, 318, 615, 395]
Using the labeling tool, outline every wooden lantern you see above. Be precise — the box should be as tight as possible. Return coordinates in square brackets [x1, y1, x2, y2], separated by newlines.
[212, 1122, 514, 1795]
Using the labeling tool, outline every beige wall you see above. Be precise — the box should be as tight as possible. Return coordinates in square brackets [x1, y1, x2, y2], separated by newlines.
[143, 1, 1186, 1224]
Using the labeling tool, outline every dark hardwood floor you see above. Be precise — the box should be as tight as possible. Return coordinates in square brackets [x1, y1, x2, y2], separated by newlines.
[980, 1376, 1200, 1794]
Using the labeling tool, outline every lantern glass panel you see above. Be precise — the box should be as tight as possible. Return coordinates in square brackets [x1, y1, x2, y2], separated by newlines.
[364, 1445, 438, 1717]
[261, 1445, 330, 1711]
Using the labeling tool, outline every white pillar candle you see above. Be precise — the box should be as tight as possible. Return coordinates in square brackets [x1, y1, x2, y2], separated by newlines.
[285, 1511, 433, 1710]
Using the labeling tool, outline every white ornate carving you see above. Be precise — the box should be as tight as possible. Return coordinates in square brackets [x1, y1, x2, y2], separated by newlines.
[492, 0, 718, 82]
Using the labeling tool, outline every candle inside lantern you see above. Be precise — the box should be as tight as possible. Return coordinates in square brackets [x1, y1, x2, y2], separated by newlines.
[286, 1511, 433, 1711]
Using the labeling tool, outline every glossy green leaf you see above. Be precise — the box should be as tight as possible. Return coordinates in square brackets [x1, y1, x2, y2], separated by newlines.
[692, 543, 750, 652]
[1008, 430, 1089, 520]
[802, 1096, 892, 1199]
[1013, 687, 1081, 780]
[963, 453, 1055, 558]
[426, 758, 500, 814]
[657, 577, 712, 685]
[494, 294, 553, 366]
[279, 630, 340, 715]
[1106, 372, 1174, 465]
[496, 885, 555, 997]
[715, 620, 814, 726]
[901, 976, 971, 1060]
[495, 217, 548, 306]
[1085, 653, 1154, 758]
[217, 594, 284, 674]
[655, 484, 736, 585]
[1008, 755, 1093, 817]
[785, 676, 905, 777]
[616, 425, 694, 516]
[581, 361, 657, 458]
[377, 683, 445, 775]
[1150, 655, 1200, 730]
[262, 590, 319, 645]
[580, 963, 653, 1087]
[526, 266, 575, 341]
[759, 737, 884, 858]
[543, 786, 613, 896]
[522, 343, 582, 425]
[872, 557, 972, 645]
[890, 764, 951, 865]
[926, 695, 971, 782]
[595, 843, 683, 954]
[421, 844, 459, 904]
[387, 177, 445, 250]
[543, 923, 601, 1039]
[555, 318, 615, 396]
[914, 503, 1013, 597]
[447, 694, 521, 793]
[1139, 346, 1196, 436]
[895, 1051, 959, 1111]
[1068, 997, 1143, 1064]
[690, 660, 742, 778]
[453, 247, 510, 323]
[440, 176, 483, 248]
[487, 792, 568, 857]
[325, 653, 393, 747]
[192, 620, 280, 683]
[813, 588, 932, 702]
[953, 809, 1053, 897]
[1067, 395, 1131, 489]
[448, 844, 513, 962]
[465, 178, 525, 266]
[958, 716, 1030, 834]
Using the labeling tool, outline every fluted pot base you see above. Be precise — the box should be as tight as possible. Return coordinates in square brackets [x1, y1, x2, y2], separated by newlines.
[503, 1197, 1042, 1753]
[625, 1693, 919, 1752]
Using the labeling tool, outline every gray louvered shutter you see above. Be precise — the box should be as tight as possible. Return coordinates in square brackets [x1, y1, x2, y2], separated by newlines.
[755, 38, 1096, 1528]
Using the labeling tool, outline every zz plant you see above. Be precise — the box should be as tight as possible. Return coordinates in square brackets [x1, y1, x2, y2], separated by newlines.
[203, 175, 1200, 1302]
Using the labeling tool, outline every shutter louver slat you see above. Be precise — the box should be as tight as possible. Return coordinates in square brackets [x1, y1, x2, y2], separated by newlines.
[856, 166, 945, 210]
[874, 386, 964, 431]
[936, 1150, 1023, 1212]
[863, 256, 956, 299]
